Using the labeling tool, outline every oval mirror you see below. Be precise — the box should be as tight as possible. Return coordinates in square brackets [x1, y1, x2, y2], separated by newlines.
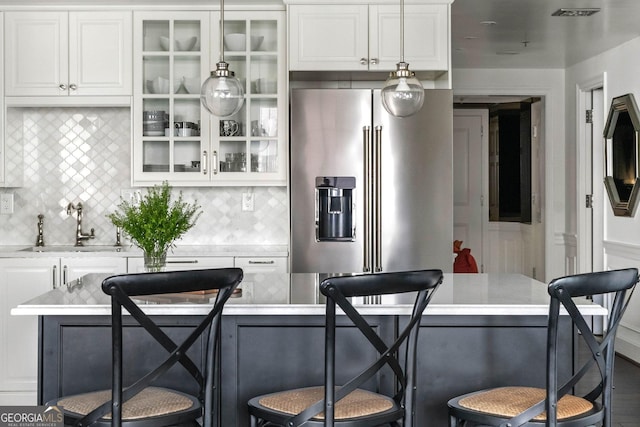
[603, 93, 640, 217]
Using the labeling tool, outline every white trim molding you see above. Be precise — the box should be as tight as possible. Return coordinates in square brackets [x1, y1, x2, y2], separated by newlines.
[603, 239, 640, 363]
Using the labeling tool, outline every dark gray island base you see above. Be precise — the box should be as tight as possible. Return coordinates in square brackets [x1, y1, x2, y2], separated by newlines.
[16, 273, 604, 426]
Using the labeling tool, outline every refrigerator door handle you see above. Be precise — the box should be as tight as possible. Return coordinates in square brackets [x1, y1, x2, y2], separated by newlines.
[363, 125, 372, 273]
[374, 125, 383, 272]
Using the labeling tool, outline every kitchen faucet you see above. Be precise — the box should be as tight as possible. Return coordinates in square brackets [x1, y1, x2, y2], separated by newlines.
[35, 214, 45, 247]
[66, 202, 95, 246]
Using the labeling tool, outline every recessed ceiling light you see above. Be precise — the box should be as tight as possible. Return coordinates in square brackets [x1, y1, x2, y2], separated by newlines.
[551, 8, 600, 17]
[480, 21, 497, 26]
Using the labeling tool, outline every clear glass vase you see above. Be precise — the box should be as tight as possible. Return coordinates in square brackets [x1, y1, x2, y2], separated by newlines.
[143, 251, 167, 273]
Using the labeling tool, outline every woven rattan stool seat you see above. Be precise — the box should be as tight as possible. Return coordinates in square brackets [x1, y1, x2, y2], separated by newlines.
[58, 387, 194, 420]
[458, 386, 594, 421]
[258, 386, 395, 420]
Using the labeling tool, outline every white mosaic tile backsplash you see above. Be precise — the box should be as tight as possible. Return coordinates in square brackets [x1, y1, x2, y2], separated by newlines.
[0, 107, 289, 247]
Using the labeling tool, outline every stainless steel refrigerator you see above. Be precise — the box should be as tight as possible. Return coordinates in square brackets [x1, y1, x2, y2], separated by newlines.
[290, 88, 453, 273]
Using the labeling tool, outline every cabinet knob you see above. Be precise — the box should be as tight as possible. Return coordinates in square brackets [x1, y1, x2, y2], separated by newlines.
[360, 57, 368, 65]
[370, 58, 378, 65]
[69, 84, 77, 91]
[58, 84, 67, 91]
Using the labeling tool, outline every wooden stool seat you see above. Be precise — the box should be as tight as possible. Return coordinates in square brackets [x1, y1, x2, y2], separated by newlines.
[458, 386, 593, 421]
[258, 386, 395, 420]
[58, 387, 195, 420]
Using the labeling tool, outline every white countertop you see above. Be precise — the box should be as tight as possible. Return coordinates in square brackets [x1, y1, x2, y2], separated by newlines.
[11, 273, 608, 317]
[0, 244, 288, 258]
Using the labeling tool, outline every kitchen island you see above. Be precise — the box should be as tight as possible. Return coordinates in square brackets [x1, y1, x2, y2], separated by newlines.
[12, 273, 606, 426]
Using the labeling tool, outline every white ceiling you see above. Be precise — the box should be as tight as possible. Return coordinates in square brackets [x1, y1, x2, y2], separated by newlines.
[452, 0, 640, 69]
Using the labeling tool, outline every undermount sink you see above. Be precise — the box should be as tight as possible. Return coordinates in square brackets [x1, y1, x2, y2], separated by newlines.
[22, 245, 126, 253]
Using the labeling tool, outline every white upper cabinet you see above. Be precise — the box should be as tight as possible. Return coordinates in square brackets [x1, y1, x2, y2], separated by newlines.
[288, 3, 449, 72]
[4, 11, 132, 96]
[289, 5, 369, 71]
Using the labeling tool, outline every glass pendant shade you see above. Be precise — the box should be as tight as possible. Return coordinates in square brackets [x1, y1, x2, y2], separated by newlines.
[381, 61, 424, 117]
[200, 61, 244, 118]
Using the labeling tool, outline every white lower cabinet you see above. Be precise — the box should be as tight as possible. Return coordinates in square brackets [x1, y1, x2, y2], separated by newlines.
[0, 256, 127, 405]
[235, 256, 287, 273]
[127, 256, 288, 273]
[0, 253, 285, 404]
[127, 256, 234, 273]
[60, 256, 128, 286]
[0, 258, 56, 404]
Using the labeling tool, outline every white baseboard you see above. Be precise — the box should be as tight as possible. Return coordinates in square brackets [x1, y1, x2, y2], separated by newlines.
[616, 325, 640, 364]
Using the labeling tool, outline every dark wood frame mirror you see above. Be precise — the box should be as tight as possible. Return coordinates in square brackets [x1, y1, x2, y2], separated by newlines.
[603, 93, 640, 217]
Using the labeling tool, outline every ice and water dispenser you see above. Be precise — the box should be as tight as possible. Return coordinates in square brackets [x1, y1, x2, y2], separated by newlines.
[315, 176, 355, 241]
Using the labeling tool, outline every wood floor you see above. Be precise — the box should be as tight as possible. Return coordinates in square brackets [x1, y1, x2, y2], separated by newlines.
[576, 345, 640, 426]
[608, 353, 640, 426]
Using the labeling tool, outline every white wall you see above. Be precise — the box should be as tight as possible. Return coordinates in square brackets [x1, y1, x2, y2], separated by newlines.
[452, 68, 566, 281]
[566, 36, 640, 362]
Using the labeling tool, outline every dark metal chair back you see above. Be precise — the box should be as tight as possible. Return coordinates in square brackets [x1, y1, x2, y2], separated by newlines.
[286, 269, 443, 427]
[79, 268, 243, 427]
[506, 268, 638, 427]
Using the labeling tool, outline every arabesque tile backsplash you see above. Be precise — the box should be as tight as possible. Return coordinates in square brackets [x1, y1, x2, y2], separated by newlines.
[0, 107, 289, 247]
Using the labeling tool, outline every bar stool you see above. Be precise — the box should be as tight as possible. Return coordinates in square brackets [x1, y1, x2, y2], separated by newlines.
[447, 268, 638, 427]
[47, 268, 243, 427]
[247, 269, 444, 427]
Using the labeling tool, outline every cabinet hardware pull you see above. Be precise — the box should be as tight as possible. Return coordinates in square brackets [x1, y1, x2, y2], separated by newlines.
[248, 260, 275, 264]
[167, 260, 198, 264]
[69, 84, 77, 91]
[52, 265, 58, 289]
[203, 150, 208, 175]
[212, 150, 218, 175]
[58, 84, 67, 91]
[370, 58, 378, 65]
[360, 57, 368, 65]
[63, 265, 68, 285]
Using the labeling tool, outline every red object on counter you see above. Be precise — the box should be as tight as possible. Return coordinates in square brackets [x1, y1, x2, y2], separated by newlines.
[453, 240, 479, 273]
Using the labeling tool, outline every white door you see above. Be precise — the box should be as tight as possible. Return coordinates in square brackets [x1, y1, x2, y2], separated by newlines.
[370, 4, 448, 71]
[0, 258, 57, 404]
[288, 4, 369, 71]
[591, 88, 605, 272]
[578, 84, 605, 274]
[4, 11, 68, 96]
[453, 109, 488, 272]
[69, 11, 132, 96]
[61, 257, 128, 285]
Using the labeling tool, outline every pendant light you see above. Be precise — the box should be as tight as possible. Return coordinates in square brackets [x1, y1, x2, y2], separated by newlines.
[381, 0, 424, 118]
[200, 0, 244, 117]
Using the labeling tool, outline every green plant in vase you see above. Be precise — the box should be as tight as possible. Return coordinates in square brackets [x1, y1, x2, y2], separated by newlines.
[108, 182, 202, 272]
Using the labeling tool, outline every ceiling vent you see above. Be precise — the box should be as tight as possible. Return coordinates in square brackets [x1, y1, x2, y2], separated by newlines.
[551, 8, 600, 17]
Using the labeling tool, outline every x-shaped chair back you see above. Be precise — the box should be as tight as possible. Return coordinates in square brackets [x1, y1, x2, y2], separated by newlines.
[80, 268, 243, 427]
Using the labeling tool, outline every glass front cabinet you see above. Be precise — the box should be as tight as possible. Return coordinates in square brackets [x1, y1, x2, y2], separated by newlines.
[132, 10, 286, 186]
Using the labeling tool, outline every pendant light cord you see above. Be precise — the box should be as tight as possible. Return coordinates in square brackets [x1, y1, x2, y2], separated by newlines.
[400, 0, 405, 62]
[219, 0, 225, 62]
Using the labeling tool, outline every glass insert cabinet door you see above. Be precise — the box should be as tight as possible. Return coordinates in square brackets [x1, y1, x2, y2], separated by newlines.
[213, 12, 286, 183]
[133, 10, 286, 186]
[133, 12, 211, 183]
